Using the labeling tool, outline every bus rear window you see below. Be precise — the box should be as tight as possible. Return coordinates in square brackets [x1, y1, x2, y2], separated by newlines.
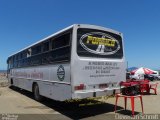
[77, 28, 123, 59]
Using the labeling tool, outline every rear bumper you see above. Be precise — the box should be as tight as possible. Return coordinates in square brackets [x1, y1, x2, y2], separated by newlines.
[72, 87, 120, 99]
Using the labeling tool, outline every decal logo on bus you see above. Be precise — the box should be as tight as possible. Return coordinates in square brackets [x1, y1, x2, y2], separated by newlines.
[57, 65, 65, 81]
[80, 32, 120, 55]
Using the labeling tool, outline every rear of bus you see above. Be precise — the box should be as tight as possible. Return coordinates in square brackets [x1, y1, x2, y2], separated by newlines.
[71, 24, 126, 99]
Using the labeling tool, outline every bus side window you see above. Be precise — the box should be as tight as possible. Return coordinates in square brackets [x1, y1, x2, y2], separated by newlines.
[31, 45, 42, 55]
[52, 40, 55, 49]
[27, 48, 31, 57]
[42, 41, 49, 52]
[22, 51, 27, 59]
[52, 33, 70, 49]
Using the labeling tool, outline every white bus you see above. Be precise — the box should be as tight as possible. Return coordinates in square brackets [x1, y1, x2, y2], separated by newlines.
[7, 24, 126, 101]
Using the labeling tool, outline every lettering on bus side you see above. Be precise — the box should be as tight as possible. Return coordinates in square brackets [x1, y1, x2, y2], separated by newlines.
[80, 32, 120, 55]
[57, 65, 65, 81]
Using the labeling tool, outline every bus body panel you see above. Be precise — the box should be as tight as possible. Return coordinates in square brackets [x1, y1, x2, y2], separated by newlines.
[72, 59, 125, 85]
[70, 24, 125, 99]
[10, 63, 72, 101]
[71, 59, 125, 99]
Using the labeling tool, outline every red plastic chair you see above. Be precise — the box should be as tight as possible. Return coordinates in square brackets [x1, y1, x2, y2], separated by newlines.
[149, 83, 158, 94]
[115, 94, 144, 117]
[139, 80, 150, 94]
[140, 84, 149, 94]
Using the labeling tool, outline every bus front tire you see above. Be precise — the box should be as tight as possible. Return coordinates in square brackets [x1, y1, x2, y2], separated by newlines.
[33, 84, 43, 101]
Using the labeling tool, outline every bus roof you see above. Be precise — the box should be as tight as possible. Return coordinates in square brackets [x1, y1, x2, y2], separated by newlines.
[8, 24, 121, 58]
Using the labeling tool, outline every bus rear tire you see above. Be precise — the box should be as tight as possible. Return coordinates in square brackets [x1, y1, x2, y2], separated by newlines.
[33, 84, 43, 101]
[9, 79, 15, 89]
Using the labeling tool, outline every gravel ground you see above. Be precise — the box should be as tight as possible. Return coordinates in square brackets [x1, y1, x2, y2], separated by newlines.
[0, 78, 160, 120]
[0, 77, 8, 87]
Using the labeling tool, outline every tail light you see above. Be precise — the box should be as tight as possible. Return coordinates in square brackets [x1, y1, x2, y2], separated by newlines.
[74, 84, 85, 90]
[99, 84, 108, 89]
